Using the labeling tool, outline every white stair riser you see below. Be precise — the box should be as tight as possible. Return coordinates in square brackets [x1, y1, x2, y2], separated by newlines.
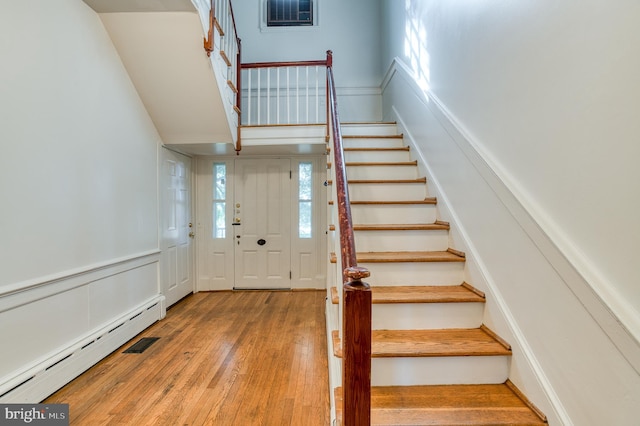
[371, 303, 484, 330]
[371, 356, 510, 386]
[355, 229, 448, 252]
[348, 183, 427, 201]
[341, 124, 398, 136]
[350, 204, 437, 224]
[346, 165, 418, 180]
[360, 262, 465, 286]
[342, 138, 405, 149]
[344, 150, 411, 162]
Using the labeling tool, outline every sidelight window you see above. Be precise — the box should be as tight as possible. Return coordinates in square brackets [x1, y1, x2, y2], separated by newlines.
[298, 162, 313, 238]
[213, 163, 226, 238]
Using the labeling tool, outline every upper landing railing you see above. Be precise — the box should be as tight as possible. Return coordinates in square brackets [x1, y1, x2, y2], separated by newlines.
[240, 59, 328, 127]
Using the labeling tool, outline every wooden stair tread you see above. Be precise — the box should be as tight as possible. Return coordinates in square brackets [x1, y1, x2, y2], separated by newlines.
[332, 327, 511, 358]
[328, 161, 417, 167]
[342, 134, 404, 139]
[328, 177, 426, 184]
[334, 383, 547, 425]
[345, 146, 409, 151]
[330, 284, 485, 305]
[329, 146, 410, 152]
[330, 250, 465, 264]
[329, 222, 449, 232]
[329, 198, 437, 205]
[341, 121, 397, 125]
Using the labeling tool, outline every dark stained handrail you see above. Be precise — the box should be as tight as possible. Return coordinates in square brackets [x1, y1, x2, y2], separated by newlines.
[235, 48, 372, 423]
[235, 37, 242, 154]
[241, 59, 328, 69]
[228, 0, 240, 46]
[325, 50, 372, 426]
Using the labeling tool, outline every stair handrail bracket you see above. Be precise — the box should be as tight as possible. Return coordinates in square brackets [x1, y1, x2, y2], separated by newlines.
[326, 50, 372, 426]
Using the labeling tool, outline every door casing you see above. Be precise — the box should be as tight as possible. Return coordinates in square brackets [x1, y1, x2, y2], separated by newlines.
[160, 148, 194, 307]
[195, 155, 326, 291]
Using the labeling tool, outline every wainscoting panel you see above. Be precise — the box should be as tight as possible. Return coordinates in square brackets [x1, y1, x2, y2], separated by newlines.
[0, 251, 163, 403]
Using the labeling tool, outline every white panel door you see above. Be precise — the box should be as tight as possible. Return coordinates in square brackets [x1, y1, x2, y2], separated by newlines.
[234, 158, 291, 289]
[160, 149, 194, 306]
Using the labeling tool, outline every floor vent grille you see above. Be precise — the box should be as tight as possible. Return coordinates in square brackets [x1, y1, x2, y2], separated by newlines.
[123, 337, 160, 354]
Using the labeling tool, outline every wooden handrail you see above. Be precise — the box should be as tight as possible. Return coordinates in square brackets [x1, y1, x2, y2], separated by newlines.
[235, 37, 242, 154]
[241, 59, 328, 69]
[236, 49, 372, 422]
[326, 50, 372, 426]
[228, 0, 240, 46]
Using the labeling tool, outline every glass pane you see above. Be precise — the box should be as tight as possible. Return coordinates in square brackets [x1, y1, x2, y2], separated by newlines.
[299, 201, 312, 238]
[213, 163, 227, 239]
[299, 162, 312, 200]
[214, 202, 226, 238]
[214, 163, 226, 200]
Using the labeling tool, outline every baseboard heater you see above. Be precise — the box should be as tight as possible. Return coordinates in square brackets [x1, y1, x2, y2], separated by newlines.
[0, 296, 164, 403]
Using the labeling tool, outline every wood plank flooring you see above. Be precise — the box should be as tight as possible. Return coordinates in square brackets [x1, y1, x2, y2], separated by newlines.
[44, 291, 330, 425]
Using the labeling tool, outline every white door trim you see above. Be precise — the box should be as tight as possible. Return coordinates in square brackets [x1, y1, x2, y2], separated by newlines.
[195, 155, 326, 291]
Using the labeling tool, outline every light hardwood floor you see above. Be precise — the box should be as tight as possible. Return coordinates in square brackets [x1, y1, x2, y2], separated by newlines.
[44, 290, 331, 425]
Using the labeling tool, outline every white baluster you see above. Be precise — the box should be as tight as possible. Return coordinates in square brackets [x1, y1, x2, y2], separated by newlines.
[315, 66, 319, 123]
[296, 67, 300, 124]
[306, 66, 310, 124]
[257, 68, 261, 125]
[267, 68, 271, 125]
[276, 68, 281, 124]
[287, 67, 291, 124]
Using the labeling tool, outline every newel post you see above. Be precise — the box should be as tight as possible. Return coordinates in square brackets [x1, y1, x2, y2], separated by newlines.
[342, 266, 371, 426]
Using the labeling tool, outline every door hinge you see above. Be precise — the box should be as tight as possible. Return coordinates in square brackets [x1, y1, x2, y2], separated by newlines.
[289, 271, 292, 279]
[290, 170, 292, 179]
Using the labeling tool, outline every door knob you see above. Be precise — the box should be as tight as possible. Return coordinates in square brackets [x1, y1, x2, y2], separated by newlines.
[257, 239, 266, 246]
[189, 232, 195, 238]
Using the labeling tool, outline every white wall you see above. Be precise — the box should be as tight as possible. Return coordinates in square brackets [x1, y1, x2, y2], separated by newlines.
[382, 0, 640, 344]
[380, 1, 640, 424]
[0, 0, 163, 401]
[231, 0, 383, 121]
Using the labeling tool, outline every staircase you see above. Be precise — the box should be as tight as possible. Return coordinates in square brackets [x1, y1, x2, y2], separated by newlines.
[328, 122, 547, 425]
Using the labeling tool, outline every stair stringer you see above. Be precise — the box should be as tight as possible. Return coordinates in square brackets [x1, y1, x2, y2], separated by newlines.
[391, 112, 564, 425]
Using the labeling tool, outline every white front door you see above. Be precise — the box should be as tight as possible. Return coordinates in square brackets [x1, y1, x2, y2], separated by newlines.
[233, 158, 291, 289]
[160, 148, 194, 306]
